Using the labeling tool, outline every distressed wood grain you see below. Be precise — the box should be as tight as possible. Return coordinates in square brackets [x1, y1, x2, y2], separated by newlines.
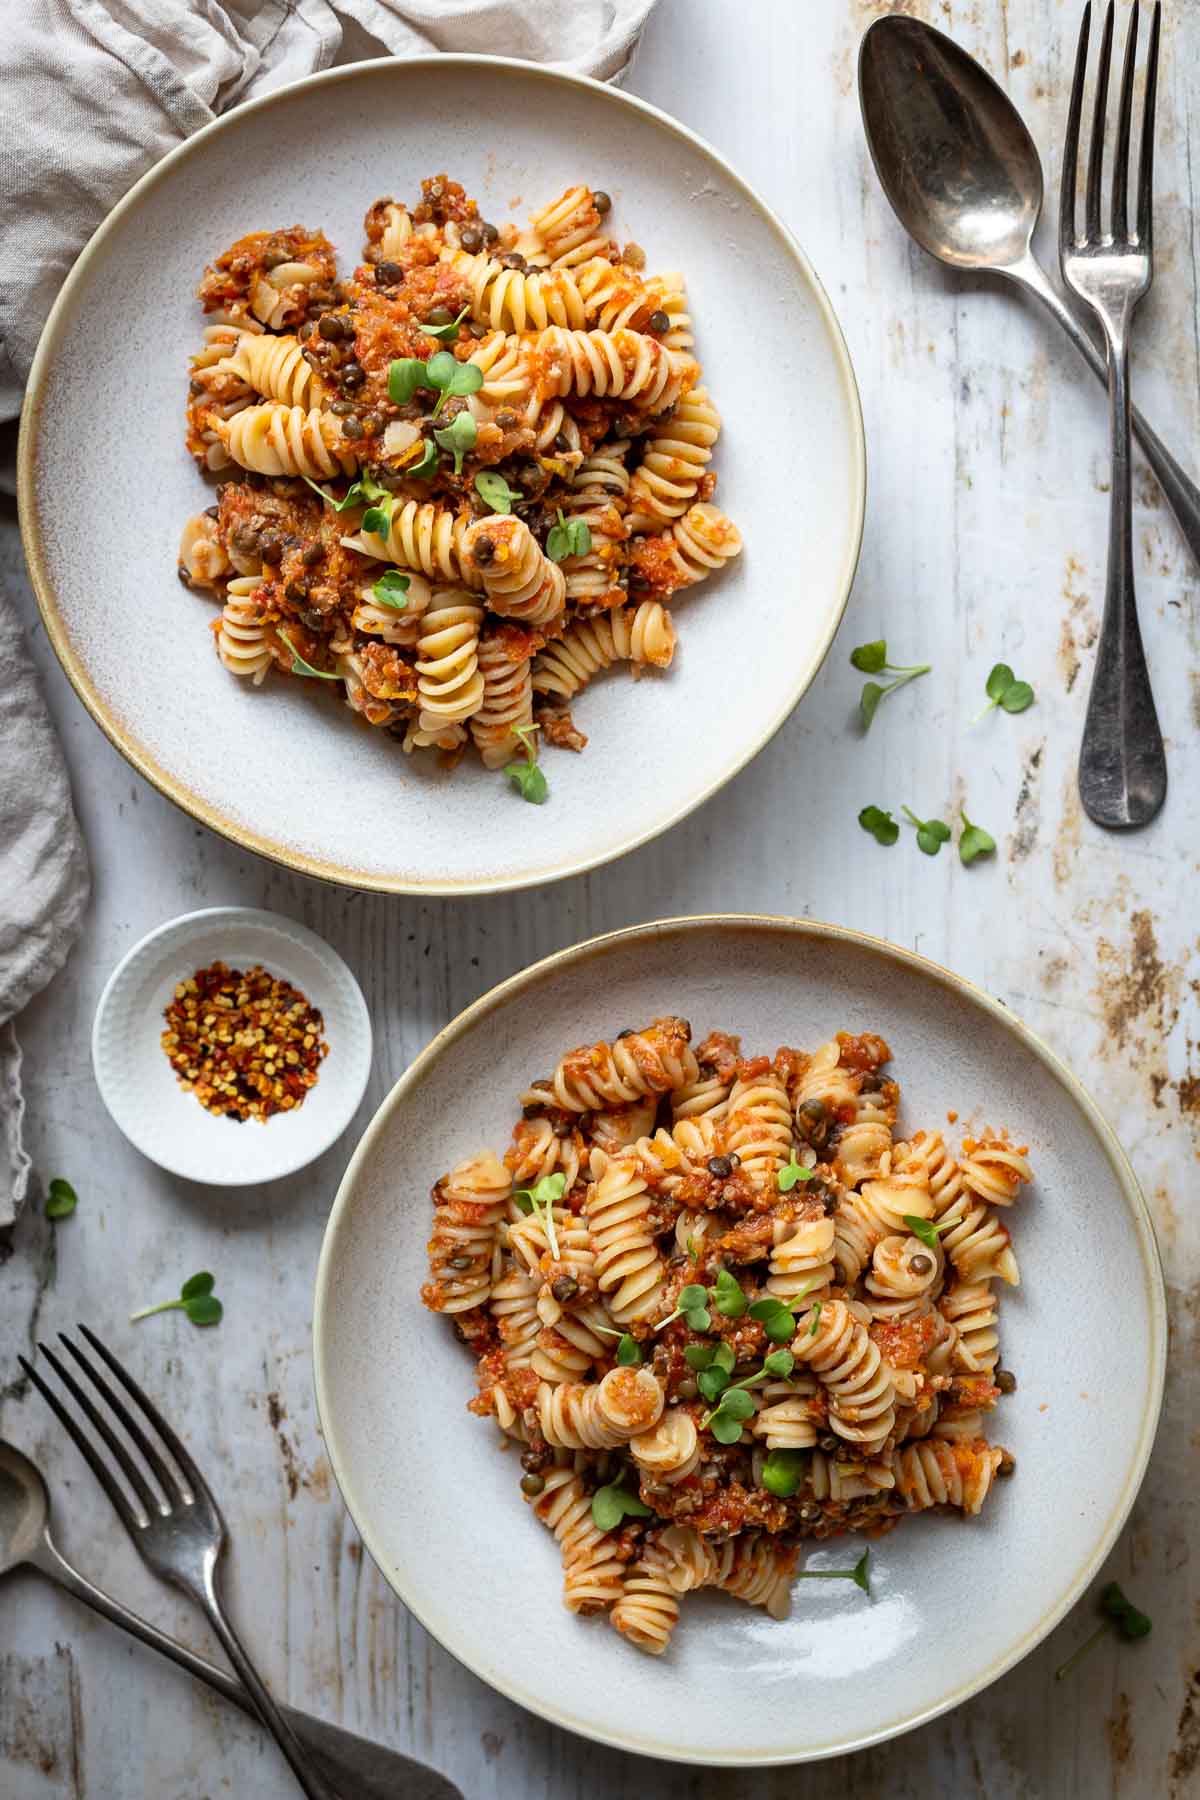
[2, 1, 1198, 1793]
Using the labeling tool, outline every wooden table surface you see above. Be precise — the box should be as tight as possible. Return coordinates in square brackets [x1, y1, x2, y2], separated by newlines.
[3, 1, 1198, 1793]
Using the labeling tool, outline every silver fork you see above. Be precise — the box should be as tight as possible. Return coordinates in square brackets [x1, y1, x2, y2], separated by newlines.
[1060, 0, 1166, 829]
[20, 1328, 341, 1800]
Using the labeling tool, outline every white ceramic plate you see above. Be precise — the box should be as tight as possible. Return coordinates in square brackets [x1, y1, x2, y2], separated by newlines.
[93, 906, 371, 1185]
[314, 916, 1165, 1765]
[20, 57, 864, 896]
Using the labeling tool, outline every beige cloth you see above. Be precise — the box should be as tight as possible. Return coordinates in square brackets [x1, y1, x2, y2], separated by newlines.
[0, 0, 658, 1224]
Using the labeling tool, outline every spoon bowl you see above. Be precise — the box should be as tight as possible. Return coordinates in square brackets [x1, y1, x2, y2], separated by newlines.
[0, 1441, 49, 1571]
[859, 14, 1043, 272]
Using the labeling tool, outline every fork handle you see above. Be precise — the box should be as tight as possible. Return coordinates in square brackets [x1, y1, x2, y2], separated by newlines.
[28, 1537, 458, 1799]
[1013, 252, 1200, 576]
[199, 1558, 344, 1800]
[1078, 314, 1167, 827]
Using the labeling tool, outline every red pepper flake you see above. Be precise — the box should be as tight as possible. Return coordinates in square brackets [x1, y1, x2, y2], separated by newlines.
[161, 961, 328, 1123]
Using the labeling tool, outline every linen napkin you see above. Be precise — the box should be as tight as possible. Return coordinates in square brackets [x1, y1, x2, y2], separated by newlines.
[0, 0, 659, 1224]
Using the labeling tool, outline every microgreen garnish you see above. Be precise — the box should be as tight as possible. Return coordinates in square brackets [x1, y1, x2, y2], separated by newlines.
[130, 1271, 223, 1328]
[303, 473, 389, 512]
[777, 1151, 814, 1192]
[703, 1385, 757, 1443]
[419, 304, 471, 343]
[750, 1289, 813, 1343]
[902, 1213, 954, 1251]
[513, 1171, 564, 1258]
[433, 410, 478, 475]
[503, 724, 548, 805]
[807, 1300, 823, 1337]
[1054, 1582, 1151, 1681]
[655, 1282, 712, 1333]
[388, 358, 427, 405]
[762, 1448, 807, 1497]
[474, 470, 523, 514]
[371, 569, 410, 610]
[959, 809, 996, 867]
[700, 1349, 796, 1439]
[406, 440, 439, 480]
[685, 1233, 699, 1261]
[45, 1178, 78, 1220]
[593, 1324, 643, 1365]
[545, 509, 592, 562]
[796, 1548, 871, 1593]
[279, 632, 339, 681]
[900, 806, 952, 856]
[858, 805, 899, 847]
[974, 662, 1035, 722]
[851, 641, 931, 729]
[425, 350, 484, 418]
[591, 1478, 652, 1531]
[710, 1267, 748, 1318]
[361, 503, 393, 537]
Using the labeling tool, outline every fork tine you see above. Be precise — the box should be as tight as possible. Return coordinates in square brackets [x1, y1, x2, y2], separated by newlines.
[56, 1331, 185, 1510]
[1112, 1, 1140, 239]
[1137, 1, 1161, 246]
[1061, 2, 1092, 258]
[1085, 1, 1115, 241]
[20, 1351, 148, 1533]
[77, 1324, 211, 1506]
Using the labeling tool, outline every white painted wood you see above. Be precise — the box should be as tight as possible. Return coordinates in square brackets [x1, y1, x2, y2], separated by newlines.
[2, 1, 1197, 1792]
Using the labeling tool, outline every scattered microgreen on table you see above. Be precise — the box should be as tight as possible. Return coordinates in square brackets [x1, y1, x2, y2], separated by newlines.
[902, 807, 952, 856]
[974, 662, 1035, 722]
[45, 1178, 77, 1220]
[851, 640, 931, 730]
[512, 1171, 564, 1258]
[371, 569, 410, 610]
[130, 1271, 223, 1328]
[859, 805, 899, 846]
[1054, 1582, 1152, 1680]
[546, 510, 592, 562]
[504, 724, 548, 805]
[959, 809, 996, 866]
[278, 632, 339, 681]
[474, 471, 522, 514]
[590, 1479, 651, 1532]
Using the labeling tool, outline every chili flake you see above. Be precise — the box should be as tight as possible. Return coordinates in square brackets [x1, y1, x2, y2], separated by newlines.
[161, 961, 328, 1122]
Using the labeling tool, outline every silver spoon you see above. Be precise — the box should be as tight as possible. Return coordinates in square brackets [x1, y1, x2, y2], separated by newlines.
[859, 12, 1200, 570]
[0, 1441, 461, 1800]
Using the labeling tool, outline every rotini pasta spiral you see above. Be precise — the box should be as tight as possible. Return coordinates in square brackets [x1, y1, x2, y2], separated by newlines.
[653, 502, 743, 590]
[833, 1174, 934, 1285]
[716, 1535, 797, 1619]
[939, 1281, 1000, 1372]
[959, 1138, 1033, 1207]
[865, 1234, 941, 1319]
[535, 327, 694, 411]
[536, 1366, 664, 1450]
[349, 502, 476, 586]
[937, 1192, 1020, 1286]
[526, 1466, 626, 1615]
[834, 1084, 897, 1188]
[216, 332, 326, 409]
[892, 1436, 1002, 1516]
[531, 603, 675, 701]
[413, 595, 485, 739]
[626, 387, 720, 531]
[505, 1116, 584, 1191]
[468, 633, 534, 768]
[792, 1297, 897, 1455]
[463, 517, 565, 628]
[215, 404, 357, 479]
[214, 576, 275, 684]
[351, 571, 432, 646]
[630, 1408, 700, 1485]
[441, 247, 587, 332]
[610, 1546, 681, 1655]
[421, 1150, 511, 1314]
[179, 512, 231, 589]
[525, 1017, 697, 1112]
[752, 1376, 820, 1450]
[584, 1153, 667, 1324]
[766, 1213, 836, 1305]
[526, 186, 616, 268]
[489, 1262, 542, 1371]
[724, 1068, 792, 1187]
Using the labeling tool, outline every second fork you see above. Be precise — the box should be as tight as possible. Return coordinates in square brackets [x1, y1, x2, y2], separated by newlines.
[1060, 0, 1167, 829]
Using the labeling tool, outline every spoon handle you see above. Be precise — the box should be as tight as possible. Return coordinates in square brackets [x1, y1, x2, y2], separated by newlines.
[27, 1536, 461, 1800]
[1013, 252, 1200, 572]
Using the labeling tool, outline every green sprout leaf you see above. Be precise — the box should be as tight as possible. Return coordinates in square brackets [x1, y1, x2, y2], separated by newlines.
[45, 1178, 78, 1220]
[684, 1344, 714, 1370]
[303, 473, 389, 513]
[425, 350, 484, 417]
[278, 632, 340, 681]
[1055, 1581, 1153, 1680]
[709, 1411, 745, 1445]
[901, 806, 952, 857]
[858, 805, 899, 847]
[388, 358, 428, 405]
[710, 1268, 748, 1318]
[807, 1300, 823, 1338]
[854, 646, 931, 730]
[762, 1448, 808, 1497]
[717, 1387, 756, 1421]
[130, 1271, 223, 1328]
[419, 304, 471, 343]
[697, 1365, 731, 1403]
[433, 410, 478, 475]
[777, 1151, 814, 1192]
[371, 569, 410, 610]
[591, 1479, 651, 1532]
[974, 661, 1036, 723]
[762, 1348, 795, 1378]
[545, 509, 592, 562]
[474, 470, 523, 514]
[902, 1213, 954, 1251]
[615, 1334, 642, 1367]
[513, 1171, 565, 1258]
[712, 1342, 736, 1375]
[406, 440, 439, 480]
[504, 723, 547, 805]
[959, 809, 997, 867]
[361, 504, 393, 538]
[795, 1548, 871, 1593]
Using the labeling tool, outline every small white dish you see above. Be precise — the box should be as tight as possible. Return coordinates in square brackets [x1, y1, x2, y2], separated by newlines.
[314, 915, 1165, 1765]
[92, 906, 371, 1185]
